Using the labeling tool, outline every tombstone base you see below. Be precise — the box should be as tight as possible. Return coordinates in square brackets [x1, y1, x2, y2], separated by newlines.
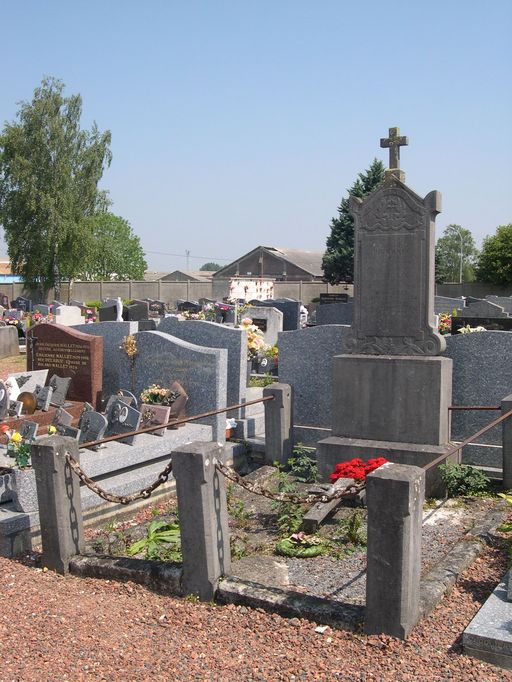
[316, 436, 456, 497]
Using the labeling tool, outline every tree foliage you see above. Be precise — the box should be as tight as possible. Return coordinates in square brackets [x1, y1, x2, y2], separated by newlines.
[476, 224, 512, 285]
[322, 159, 385, 283]
[200, 262, 221, 271]
[76, 212, 147, 281]
[0, 77, 112, 299]
[435, 224, 479, 283]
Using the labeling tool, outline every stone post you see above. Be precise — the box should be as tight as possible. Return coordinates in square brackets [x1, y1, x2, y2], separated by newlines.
[502, 394, 512, 490]
[365, 462, 425, 639]
[31, 436, 85, 575]
[172, 441, 231, 601]
[263, 383, 293, 466]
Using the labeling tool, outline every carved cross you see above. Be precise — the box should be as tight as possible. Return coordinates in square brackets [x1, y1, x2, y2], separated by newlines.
[380, 127, 409, 170]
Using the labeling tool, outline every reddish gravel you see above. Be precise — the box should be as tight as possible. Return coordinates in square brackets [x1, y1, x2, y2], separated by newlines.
[0, 541, 510, 681]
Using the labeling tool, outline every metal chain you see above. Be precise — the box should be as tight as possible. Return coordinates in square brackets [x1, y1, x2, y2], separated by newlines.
[214, 459, 365, 504]
[65, 452, 173, 505]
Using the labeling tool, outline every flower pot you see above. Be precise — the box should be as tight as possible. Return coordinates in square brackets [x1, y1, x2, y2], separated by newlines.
[11, 468, 38, 513]
[225, 428, 234, 440]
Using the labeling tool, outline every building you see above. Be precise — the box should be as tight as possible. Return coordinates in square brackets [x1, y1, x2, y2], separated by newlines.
[212, 246, 325, 282]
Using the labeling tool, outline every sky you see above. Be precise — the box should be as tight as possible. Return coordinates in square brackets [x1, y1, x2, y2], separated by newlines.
[1, 0, 511, 273]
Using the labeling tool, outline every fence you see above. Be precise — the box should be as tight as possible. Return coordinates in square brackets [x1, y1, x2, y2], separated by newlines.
[27, 387, 512, 639]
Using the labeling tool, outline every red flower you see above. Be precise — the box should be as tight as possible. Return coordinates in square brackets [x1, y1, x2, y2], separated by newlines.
[0, 424, 9, 433]
[330, 456, 388, 482]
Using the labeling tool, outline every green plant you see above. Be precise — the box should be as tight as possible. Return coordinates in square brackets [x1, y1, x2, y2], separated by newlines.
[439, 462, 490, 497]
[226, 486, 251, 528]
[248, 374, 275, 388]
[288, 443, 318, 483]
[336, 511, 367, 546]
[271, 468, 304, 536]
[127, 520, 181, 561]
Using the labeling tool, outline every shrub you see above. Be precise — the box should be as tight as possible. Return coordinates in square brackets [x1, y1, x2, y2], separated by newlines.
[439, 462, 490, 497]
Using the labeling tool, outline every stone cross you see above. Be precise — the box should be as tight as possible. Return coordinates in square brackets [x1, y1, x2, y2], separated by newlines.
[380, 127, 408, 180]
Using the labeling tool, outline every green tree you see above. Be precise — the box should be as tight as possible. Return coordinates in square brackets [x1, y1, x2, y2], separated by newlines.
[0, 77, 112, 300]
[322, 159, 385, 283]
[200, 262, 221, 271]
[435, 224, 479, 283]
[77, 212, 147, 280]
[477, 224, 512, 285]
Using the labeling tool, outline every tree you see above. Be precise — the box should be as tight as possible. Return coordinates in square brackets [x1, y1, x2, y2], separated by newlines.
[76, 212, 147, 280]
[0, 77, 112, 300]
[200, 262, 221, 271]
[322, 159, 385, 283]
[476, 224, 512, 285]
[435, 224, 479, 283]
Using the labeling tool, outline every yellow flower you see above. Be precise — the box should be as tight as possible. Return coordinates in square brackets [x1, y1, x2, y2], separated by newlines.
[48, 425, 57, 435]
[11, 431, 22, 443]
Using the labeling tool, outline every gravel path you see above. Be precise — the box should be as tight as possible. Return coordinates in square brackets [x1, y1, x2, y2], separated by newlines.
[0, 540, 510, 681]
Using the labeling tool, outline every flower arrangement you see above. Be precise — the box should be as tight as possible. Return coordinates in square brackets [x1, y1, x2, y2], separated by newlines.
[458, 324, 486, 334]
[330, 457, 388, 482]
[438, 313, 451, 335]
[181, 310, 206, 320]
[140, 384, 180, 406]
[240, 317, 267, 359]
[85, 308, 97, 323]
[121, 335, 138, 358]
[0, 425, 32, 468]
[275, 532, 324, 558]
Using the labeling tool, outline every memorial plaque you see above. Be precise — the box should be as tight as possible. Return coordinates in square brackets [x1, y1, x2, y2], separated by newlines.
[55, 424, 81, 440]
[319, 293, 349, 304]
[117, 388, 138, 409]
[52, 407, 74, 427]
[8, 400, 23, 417]
[251, 318, 268, 333]
[105, 398, 141, 445]
[7, 370, 49, 396]
[168, 381, 188, 426]
[35, 385, 53, 411]
[49, 375, 72, 407]
[27, 323, 103, 408]
[140, 403, 171, 436]
[19, 420, 38, 441]
[79, 410, 108, 448]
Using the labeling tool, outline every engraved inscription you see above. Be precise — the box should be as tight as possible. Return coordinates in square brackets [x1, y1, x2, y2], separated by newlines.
[34, 341, 90, 375]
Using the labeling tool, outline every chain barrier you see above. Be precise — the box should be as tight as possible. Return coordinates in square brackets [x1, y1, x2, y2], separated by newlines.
[214, 459, 364, 504]
[65, 452, 173, 505]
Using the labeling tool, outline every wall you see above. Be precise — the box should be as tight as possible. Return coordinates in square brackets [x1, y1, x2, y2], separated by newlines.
[436, 283, 512, 298]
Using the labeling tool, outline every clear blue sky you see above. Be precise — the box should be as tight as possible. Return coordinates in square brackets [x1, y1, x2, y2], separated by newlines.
[1, 0, 511, 272]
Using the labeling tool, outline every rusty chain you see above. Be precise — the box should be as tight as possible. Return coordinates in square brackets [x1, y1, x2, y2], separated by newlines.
[65, 452, 173, 505]
[214, 459, 365, 504]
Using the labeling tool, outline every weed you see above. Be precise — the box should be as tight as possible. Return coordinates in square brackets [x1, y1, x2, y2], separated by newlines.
[439, 462, 490, 497]
[336, 511, 367, 546]
[270, 468, 304, 536]
[127, 520, 181, 561]
[288, 443, 318, 483]
[248, 375, 275, 388]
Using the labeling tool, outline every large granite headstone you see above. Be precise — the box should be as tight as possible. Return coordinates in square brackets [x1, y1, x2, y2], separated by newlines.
[27, 323, 103, 408]
[317, 128, 453, 495]
[125, 300, 149, 321]
[158, 317, 246, 417]
[256, 299, 300, 331]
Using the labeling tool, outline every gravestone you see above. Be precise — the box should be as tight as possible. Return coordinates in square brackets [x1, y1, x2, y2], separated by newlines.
[118, 330, 227, 441]
[34, 304, 51, 316]
[158, 317, 246, 417]
[434, 296, 465, 315]
[177, 300, 202, 313]
[48, 375, 72, 407]
[55, 305, 84, 326]
[146, 299, 166, 316]
[485, 296, 512, 315]
[27, 323, 103, 408]
[69, 299, 86, 307]
[12, 296, 32, 312]
[98, 301, 119, 322]
[315, 302, 354, 326]
[319, 293, 349, 304]
[257, 299, 301, 331]
[78, 410, 108, 448]
[0, 380, 9, 419]
[125, 300, 149, 321]
[317, 127, 453, 495]
[460, 299, 509, 319]
[278, 325, 349, 444]
[72, 321, 138, 398]
[245, 306, 283, 346]
[105, 398, 141, 445]
[138, 319, 158, 331]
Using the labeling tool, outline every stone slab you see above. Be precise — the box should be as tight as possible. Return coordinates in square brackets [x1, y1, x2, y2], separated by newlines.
[278, 325, 349, 430]
[485, 296, 512, 315]
[463, 571, 512, 670]
[331, 354, 452, 445]
[315, 302, 354, 326]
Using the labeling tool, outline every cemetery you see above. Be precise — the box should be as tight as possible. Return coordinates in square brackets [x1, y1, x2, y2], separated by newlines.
[0, 130, 510, 678]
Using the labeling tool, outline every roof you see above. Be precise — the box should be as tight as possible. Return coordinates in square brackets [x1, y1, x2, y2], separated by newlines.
[213, 246, 325, 278]
[144, 270, 217, 282]
[0, 260, 12, 276]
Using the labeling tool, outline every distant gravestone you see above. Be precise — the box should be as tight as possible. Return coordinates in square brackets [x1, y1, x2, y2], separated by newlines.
[146, 299, 166, 316]
[434, 296, 465, 315]
[27, 323, 103, 408]
[98, 301, 119, 322]
[54, 305, 84, 326]
[34, 304, 50, 316]
[257, 299, 301, 331]
[125, 300, 149, 321]
[319, 293, 349, 304]
[138, 319, 158, 331]
[177, 300, 202, 313]
[105, 398, 141, 445]
[315, 302, 354, 326]
[12, 296, 32, 312]
[0, 294, 9, 308]
[460, 299, 509, 319]
[245, 306, 283, 346]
